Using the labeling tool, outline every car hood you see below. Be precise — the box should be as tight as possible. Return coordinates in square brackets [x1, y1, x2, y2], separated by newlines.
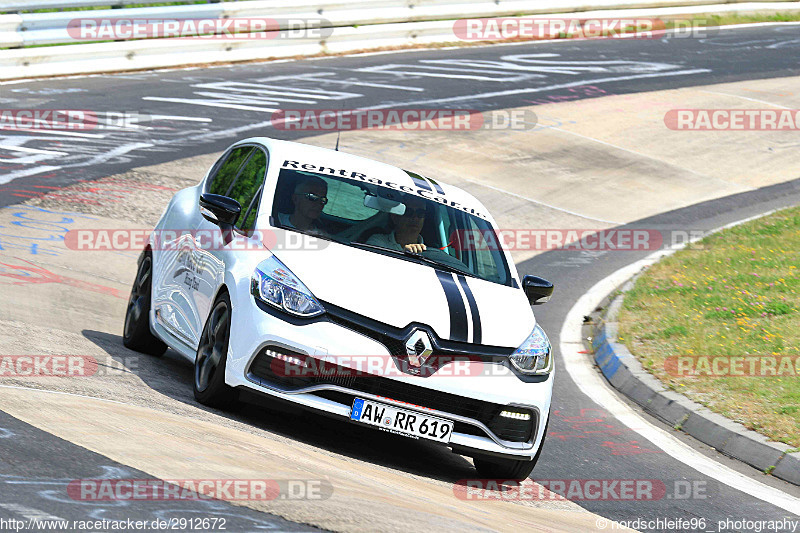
[272, 237, 534, 348]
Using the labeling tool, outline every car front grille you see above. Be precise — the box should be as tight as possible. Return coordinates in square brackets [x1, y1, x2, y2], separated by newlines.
[248, 346, 536, 443]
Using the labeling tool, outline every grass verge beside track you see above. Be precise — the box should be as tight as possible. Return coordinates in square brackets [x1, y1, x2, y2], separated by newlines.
[618, 206, 800, 448]
[679, 11, 800, 26]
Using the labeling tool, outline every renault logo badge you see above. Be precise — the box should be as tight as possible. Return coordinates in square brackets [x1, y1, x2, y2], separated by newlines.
[405, 329, 433, 367]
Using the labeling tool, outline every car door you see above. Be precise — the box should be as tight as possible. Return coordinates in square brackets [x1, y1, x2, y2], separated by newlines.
[192, 144, 269, 344]
[153, 151, 231, 349]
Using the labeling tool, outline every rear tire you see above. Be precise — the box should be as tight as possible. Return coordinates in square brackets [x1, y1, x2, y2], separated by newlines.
[473, 416, 549, 480]
[193, 291, 238, 409]
[123, 250, 167, 356]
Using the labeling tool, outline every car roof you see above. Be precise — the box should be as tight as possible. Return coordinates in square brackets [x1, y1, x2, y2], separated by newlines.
[238, 136, 492, 221]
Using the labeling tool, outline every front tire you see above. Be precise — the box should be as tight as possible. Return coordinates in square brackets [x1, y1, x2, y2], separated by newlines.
[473, 455, 536, 481]
[473, 416, 549, 480]
[123, 250, 167, 356]
[193, 291, 238, 409]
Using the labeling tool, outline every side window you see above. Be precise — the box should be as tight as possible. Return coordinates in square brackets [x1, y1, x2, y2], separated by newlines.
[229, 149, 268, 231]
[207, 146, 254, 196]
[464, 215, 506, 284]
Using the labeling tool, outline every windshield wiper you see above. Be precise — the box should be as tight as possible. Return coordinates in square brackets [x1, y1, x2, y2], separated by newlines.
[410, 253, 480, 280]
[349, 241, 480, 280]
[347, 241, 408, 256]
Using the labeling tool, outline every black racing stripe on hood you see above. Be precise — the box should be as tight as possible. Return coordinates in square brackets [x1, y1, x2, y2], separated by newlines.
[435, 270, 468, 342]
[427, 177, 445, 195]
[405, 170, 432, 191]
[457, 274, 482, 344]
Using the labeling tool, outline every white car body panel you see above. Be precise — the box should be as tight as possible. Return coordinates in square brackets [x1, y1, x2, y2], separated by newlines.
[274, 241, 533, 347]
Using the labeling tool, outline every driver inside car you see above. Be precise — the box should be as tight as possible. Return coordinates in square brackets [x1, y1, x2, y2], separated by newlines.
[367, 196, 466, 269]
[367, 195, 428, 253]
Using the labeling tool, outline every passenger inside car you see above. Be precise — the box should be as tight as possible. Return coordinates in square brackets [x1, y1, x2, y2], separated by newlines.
[277, 175, 329, 234]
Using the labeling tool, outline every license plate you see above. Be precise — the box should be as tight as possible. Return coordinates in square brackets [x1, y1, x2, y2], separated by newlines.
[350, 398, 452, 443]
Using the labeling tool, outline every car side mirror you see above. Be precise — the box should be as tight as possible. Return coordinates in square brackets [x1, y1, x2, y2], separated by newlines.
[522, 275, 554, 305]
[199, 193, 241, 227]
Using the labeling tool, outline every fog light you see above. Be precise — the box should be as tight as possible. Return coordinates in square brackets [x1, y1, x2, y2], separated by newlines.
[499, 410, 531, 420]
[266, 349, 305, 368]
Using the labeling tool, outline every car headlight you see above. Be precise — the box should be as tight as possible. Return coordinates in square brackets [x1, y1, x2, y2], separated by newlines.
[508, 323, 552, 375]
[252, 256, 325, 317]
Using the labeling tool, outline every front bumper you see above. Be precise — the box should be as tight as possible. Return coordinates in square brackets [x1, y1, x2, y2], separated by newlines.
[225, 287, 553, 459]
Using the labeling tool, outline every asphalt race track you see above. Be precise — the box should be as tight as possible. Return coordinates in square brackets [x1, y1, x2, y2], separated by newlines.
[2, 23, 800, 532]
[0, 411, 316, 531]
[3, 24, 800, 206]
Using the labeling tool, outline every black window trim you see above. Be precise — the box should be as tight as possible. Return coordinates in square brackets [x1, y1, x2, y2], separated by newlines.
[227, 144, 270, 234]
[224, 147, 257, 198]
[238, 183, 264, 234]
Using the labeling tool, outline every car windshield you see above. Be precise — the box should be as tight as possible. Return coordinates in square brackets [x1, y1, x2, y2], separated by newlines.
[271, 168, 513, 286]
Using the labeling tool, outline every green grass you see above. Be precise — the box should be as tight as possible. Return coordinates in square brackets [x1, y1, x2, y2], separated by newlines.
[618, 206, 800, 447]
[675, 12, 800, 27]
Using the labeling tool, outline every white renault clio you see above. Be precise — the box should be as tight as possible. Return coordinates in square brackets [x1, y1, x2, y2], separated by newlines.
[123, 137, 555, 479]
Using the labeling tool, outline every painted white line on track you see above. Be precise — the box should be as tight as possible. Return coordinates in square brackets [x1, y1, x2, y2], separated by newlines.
[361, 69, 711, 109]
[0, 165, 62, 185]
[142, 97, 281, 113]
[2, 129, 106, 139]
[149, 115, 213, 122]
[559, 211, 800, 516]
[301, 78, 426, 92]
[0, 503, 66, 522]
[82, 142, 155, 167]
[0, 145, 68, 156]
